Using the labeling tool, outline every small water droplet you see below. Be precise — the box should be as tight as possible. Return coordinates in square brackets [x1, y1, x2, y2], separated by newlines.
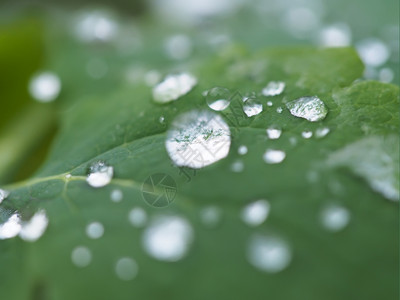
[199, 206, 221, 228]
[205, 87, 231, 111]
[65, 174, 72, 179]
[230, 160, 244, 172]
[243, 97, 263, 117]
[263, 149, 286, 164]
[267, 101, 273, 107]
[19, 210, 49, 242]
[71, 246, 92, 267]
[86, 161, 114, 188]
[152, 73, 197, 103]
[129, 207, 147, 227]
[318, 23, 351, 47]
[379, 68, 394, 83]
[164, 34, 192, 60]
[247, 234, 292, 273]
[0, 189, 10, 204]
[262, 81, 285, 96]
[0, 213, 21, 240]
[301, 130, 313, 139]
[115, 257, 138, 281]
[238, 145, 248, 155]
[286, 96, 328, 122]
[29, 72, 61, 103]
[165, 110, 231, 169]
[289, 137, 298, 146]
[357, 38, 390, 67]
[241, 200, 270, 227]
[320, 205, 350, 232]
[315, 127, 330, 138]
[284, 7, 319, 38]
[144, 70, 162, 87]
[276, 107, 283, 113]
[110, 189, 123, 202]
[142, 215, 193, 262]
[86, 222, 104, 239]
[159, 116, 165, 124]
[266, 127, 282, 140]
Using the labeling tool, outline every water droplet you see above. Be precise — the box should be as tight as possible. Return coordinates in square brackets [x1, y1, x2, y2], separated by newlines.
[0, 213, 21, 240]
[164, 34, 192, 60]
[315, 127, 330, 138]
[320, 205, 350, 232]
[144, 70, 162, 87]
[241, 200, 270, 227]
[19, 210, 49, 242]
[243, 97, 263, 117]
[289, 137, 298, 146]
[318, 23, 351, 47]
[266, 127, 282, 140]
[230, 160, 244, 172]
[266, 101, 273, 107]
[238, 145, 248, 155]
[357, 38, 390, 67]
[263, 149, 286, 164]
[0, 189, 10, 204]
[142, 215, 193, 262]
[247, 234, 292, 273]
[199, 206, 221, 228]
[29, 72, 61, 103]
[205, 87, 231, 111]
[86, 58, 108, 79]
[86, 222, 104, 239]
[159, 116, 165, 124]
[276, 107, 283, 113]
[86, 161, 114, 188]
[262, 81, 285, 96]
[110, 189, 123, 202]
[379, 68, 394, 83]
[286, 96, 328, 122]
[129, 207, 147, 227]
[152, 73, 197, 103]
[301, 131, 313, 139]
[71, 246, 92, 267]
[65, 174, 72, 179]
[165, 110, 231, 169]
[284, 7, 319, 38]
[115, 257, 138, 281]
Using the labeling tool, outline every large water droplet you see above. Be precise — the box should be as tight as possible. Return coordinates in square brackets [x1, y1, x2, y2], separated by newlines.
[19, 210, 49, 242]
[115, 257, 138, 281]
[205, 87, 231, 111]
[0, 189, 10, 204]
[0, 213, 21, 240]
[263, 149, 286, 164]
[71, 246, 92, 267]
[86, 161, 114, 188]
[86, 222, 104, 239]
[286, 96, 328, 122]
[266, 127, 282, 140]
[165, 110, 231, 169]
[142, 215, 193, 262]
[241, 199, 270, 227]
[129, 207, 148, 227]
[29, 72, 61, 103]
[247, 234, 292, 273]
[262, 81, 285, 96]
[152, 73, 197, 103]
[243, 96, 263, 117]
[320, 205, 350, 232]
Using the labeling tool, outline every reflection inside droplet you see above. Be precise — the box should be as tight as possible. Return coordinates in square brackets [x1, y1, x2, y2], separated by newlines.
[205, 87, 231, 111]
[262, 81, 285, 96]
[286, 96, 328, 122]
[86, 161, 114, 188]
[153, 73, 197, 103]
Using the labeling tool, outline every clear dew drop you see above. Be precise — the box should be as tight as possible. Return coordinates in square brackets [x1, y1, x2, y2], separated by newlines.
[301, 131, 313, 139]
[199, 206, 221, 228]
[129, 207, 148, 228]
[159, 116, 165, 124]
[286, 96, 328, 122]
[262, 81, 285, 96]
[205, 87, 231, 111]
[276, 107, 283, 113]
[315, 127, 330, 138]
[357, 38, 390, 67]
[247, 234, 292, 273]
[115, 257, 138, 281]
[320, 205, 350, 232]
[29, 72, 61, 103]
[0, 213, 21, 240]
[164, 34, 192, 60]
[241, 199, 270, 227]
[266, 127, 282, 140]
[165, 110, 231, 169]
[0, 189, 10, 204]
[110, 189, 123, 202]
[142, 215, 193, 262]
[86, 222, 104, 239]
[71, 246, 92, 267]
[152, 73, 197, 103]
[19, 210, 49, 242]
[86, 161, 114, 188]
[230, 160, 244, 173]
[267, 101, 273, 107]
[263, 149, 286, 164]
[238, 145, 248, 155]
[243, 97, 263, 117]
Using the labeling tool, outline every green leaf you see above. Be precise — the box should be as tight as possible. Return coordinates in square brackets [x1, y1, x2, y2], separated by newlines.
[0, 45, 398, 300]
